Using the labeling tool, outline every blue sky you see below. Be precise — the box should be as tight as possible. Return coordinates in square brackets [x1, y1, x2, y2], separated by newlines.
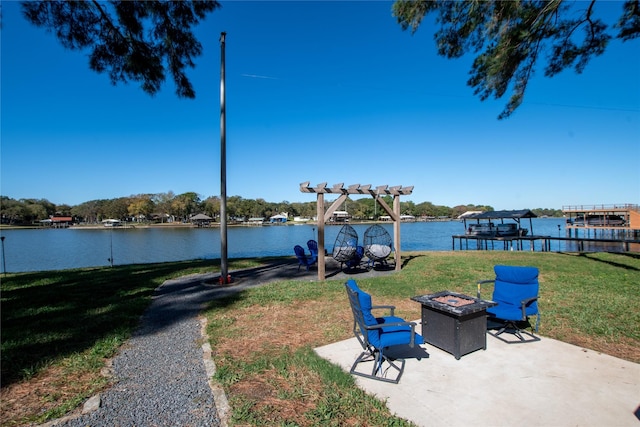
[2, 1, 639, 210]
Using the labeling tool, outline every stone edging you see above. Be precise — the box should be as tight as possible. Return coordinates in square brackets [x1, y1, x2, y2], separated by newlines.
[200, 316, 230, 427]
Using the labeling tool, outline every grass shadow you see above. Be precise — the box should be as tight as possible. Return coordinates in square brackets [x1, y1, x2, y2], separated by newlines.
[0, 258, 269, 387]
[557, 251, 640, 272]
[401, 253, 425, 269]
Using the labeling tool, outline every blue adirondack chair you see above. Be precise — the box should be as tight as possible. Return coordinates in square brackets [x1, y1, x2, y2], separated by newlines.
[294, 245, 317, 271]
[307, 239, 318, 258]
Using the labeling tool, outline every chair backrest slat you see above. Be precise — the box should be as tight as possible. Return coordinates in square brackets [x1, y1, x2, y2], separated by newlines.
[345, 280, 370, 347]
[294, 245, 306, 259]
[307, 239, 318, 255]
[345, 279, 383, 347]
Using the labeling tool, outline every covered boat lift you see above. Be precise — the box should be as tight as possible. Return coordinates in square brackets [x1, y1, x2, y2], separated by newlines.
[461, 209, 538, 235]
[454, 210, 549, 251]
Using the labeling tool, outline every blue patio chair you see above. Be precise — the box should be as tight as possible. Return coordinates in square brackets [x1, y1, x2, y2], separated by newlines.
[345, 245, 365, 270]
[477, 265, 541, 343]
[307, 239, 318, 258]
[294, 245, 317, 271]
[345, 279, 424, 383]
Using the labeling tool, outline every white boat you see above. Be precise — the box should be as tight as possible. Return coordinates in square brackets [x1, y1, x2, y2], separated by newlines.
[496, 223, 522, 237]
[466, 223, 496, 237]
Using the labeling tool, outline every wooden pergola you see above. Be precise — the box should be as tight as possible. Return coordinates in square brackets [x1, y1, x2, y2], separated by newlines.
[300, 182, 414, 280]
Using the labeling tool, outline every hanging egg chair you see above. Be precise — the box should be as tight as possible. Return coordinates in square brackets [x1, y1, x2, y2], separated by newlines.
[332, 224, 358, 263]
[363, 224, 392, 267]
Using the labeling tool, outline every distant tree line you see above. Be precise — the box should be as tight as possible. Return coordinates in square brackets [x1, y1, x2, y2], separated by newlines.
[0, 193, 563, 225]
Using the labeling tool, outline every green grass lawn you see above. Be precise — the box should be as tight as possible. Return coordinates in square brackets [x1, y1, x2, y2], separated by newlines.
[2, 251, 639, 426]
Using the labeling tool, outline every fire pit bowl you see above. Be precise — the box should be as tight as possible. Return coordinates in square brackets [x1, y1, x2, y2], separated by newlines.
[433, 294, 475, 307]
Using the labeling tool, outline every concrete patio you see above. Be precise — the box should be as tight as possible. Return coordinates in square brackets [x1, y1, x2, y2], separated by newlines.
[315, 328, 640, 426]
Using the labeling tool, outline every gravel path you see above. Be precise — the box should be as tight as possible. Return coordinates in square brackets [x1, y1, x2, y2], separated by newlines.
[44, 258, 390, 427]
[51, 273, 229, 427]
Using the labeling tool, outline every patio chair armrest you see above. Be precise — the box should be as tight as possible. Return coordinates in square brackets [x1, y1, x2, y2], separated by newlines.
[476, 280, 495, 299]
[409, 321, 417, 347]
[371, 305, 396, 316]
[520, 296, 538, 319]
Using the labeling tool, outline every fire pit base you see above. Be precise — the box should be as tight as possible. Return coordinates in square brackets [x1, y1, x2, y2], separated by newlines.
[411, 291, 497, 360]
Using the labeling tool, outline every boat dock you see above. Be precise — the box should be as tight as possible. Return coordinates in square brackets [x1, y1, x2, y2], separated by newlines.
[563, 204, 640, 240]
[452, 204, 640, 252]
[452, 234, 640, 252]
[452, 235, 551, 251]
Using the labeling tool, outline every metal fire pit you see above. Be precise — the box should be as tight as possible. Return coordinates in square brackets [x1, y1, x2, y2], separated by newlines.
[411, 291, 497, 359]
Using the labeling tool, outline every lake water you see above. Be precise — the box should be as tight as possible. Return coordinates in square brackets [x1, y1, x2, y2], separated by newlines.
[0, 218, 595, 273]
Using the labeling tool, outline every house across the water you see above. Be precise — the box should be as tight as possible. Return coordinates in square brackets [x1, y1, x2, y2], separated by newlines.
[330, 211, 350, 222]
[270, 213, 288, 223]
[41, 216, 74, 228]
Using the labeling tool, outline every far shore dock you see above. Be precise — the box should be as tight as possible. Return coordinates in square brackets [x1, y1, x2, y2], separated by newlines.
[453, 204, 640, 253]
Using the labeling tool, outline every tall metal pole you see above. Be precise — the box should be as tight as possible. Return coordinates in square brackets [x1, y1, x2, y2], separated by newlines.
[1, 236, 6, 276]
[219, 32, 228, 282]
[109, 229, 114, 267]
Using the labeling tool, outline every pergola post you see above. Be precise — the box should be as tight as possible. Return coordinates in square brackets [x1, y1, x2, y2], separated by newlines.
[393, 194, 401, 270]
[317, 193, 325, 281]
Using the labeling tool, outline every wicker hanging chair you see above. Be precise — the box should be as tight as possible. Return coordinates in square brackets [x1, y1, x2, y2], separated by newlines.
[363, 224, 392, 267]
[332, 224, 359, 263]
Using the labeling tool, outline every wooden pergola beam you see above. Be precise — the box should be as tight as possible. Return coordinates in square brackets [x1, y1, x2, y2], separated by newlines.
[300, 182, 414, 280]
[300, 182, 413, 196]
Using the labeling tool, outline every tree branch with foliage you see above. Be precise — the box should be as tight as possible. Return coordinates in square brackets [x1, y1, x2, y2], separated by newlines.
[392, 0, 640, 119]
[21, 0, 220, 98]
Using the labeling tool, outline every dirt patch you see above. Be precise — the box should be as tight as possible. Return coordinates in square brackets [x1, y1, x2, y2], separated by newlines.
[213, 297, 418, 363]
[0, 364, 109, 426]
[211, 294, 419, 425]
[214, 299, 351, 362]
[230, 367, 321, 426]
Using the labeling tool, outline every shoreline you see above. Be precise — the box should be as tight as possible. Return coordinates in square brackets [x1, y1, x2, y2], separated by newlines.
[1, 218, 463, 231]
